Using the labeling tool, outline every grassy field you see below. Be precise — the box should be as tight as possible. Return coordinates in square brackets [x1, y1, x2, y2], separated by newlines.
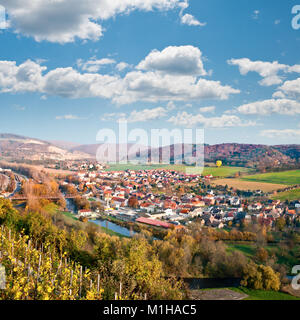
[231, 287, 300, 300]
[203, 166, 251, 177]
[226, 244, 257, 257]
[242, 170, 300, 186]
[59, 210, 78, 221]
[271, 188, 300, 201]
[105, 163, 250, 178]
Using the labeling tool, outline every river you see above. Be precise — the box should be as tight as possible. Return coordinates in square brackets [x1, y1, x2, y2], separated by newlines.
[90, 219, 136, 237]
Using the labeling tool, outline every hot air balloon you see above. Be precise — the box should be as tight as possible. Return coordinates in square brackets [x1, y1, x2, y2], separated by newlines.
[216, 160, 222, 168]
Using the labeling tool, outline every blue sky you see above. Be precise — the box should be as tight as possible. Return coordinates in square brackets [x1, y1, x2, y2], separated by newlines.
[0, 0, 299, 145]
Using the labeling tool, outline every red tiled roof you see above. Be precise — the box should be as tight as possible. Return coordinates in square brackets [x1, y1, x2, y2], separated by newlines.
[136, 217, 171, 229]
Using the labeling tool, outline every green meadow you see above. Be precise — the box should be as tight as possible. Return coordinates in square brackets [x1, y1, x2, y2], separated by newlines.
[105, 163, 250, 178]
[271, 188, 300, 201]
[242, 170, 300, 185]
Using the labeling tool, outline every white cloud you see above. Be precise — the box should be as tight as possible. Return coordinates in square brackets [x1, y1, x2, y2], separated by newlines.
[178, 1, 206, 27]
[137, 46, 207, 76]
[274, 20, 281, 25]
[272, 91, 286, 99]
[1, 0, 185, 43]
[56, 114, 86, 120]
[100, 107, 168, 122]
[77, 58, 115, 73]
[0, 59, 46, 93]
[180, 13, 206, 27]
[115, 70, 239, 104]
[260, 129, 300, 138]
[276, 78, 300, 98]
[228, 58, 287, 86]
[42, 67, 120, 99]
[228, 58, 300, 87]
[116, 62, 130, 72]
[199, 106, 215, 113]
[236, 99, 300, 116]
[127, 107, 168, 122]
[168, 111, 256, 128]
[0, 48, 239, 104]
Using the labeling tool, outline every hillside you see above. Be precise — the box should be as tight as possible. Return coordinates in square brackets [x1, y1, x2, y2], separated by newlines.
[1, 134, 299, 169]
[204, 144, 299, 169]
[0, 134, 92, 161]
[121, 143, 300, 169]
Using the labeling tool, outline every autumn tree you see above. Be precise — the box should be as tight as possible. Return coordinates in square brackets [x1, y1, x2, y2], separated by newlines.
[241, 263, 281, 291]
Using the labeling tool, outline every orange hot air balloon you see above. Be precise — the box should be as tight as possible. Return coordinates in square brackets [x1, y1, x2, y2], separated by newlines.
[216, 160, 222, 168]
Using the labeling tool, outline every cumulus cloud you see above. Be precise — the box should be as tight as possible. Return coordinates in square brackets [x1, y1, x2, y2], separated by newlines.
[168, 111, 256, 128]
[180, 13, 206, 27]
[1, 0, 185, 43]
[228, 58, 300, 87]
[42, 67, 120, 99]
[115, 70, 239, 104]
[0, 59, 46, 93]
[77, 58, 116, 73]
[137, 46, 207, 76]
[0, 47, 239, 104]
[236, 99, 300, 116]
[260, 129, 300, 138]
[276, 78, 300, 98]
[228, 58, 287, 86]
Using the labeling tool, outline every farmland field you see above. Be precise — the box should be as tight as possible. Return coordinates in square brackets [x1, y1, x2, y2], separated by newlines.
[242, 170, 300, 186]
[212, 178, 287, 192]
[105, 163, 251, 178]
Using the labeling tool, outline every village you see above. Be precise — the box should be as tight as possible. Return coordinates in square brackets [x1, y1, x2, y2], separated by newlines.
[52, 162, 300, 233]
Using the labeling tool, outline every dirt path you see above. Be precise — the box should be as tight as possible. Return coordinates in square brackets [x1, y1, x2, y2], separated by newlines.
[189, 289, 248, 300]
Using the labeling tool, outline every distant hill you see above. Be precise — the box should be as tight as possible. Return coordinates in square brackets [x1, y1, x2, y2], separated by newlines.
[203, 143, 299, 169]
[71, 142, 300, 169]
[1, 134, 299, 170]
[71, 143, 148, 162]
[49, 140, 81, 151]
[0, 134, 92, 161]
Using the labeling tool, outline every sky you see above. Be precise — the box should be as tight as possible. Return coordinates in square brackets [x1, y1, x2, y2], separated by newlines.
[0, 0, 300, 146]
